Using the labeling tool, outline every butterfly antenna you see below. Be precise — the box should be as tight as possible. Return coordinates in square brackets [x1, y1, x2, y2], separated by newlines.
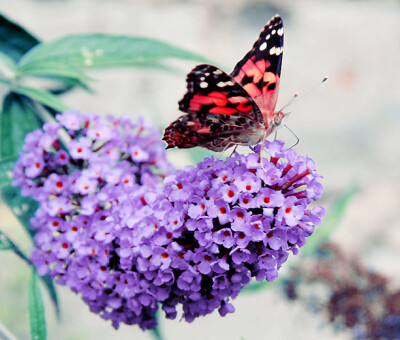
[284, 124, 299, 149]
[277, 92, 299, 113]
[277, 76, 328, 113]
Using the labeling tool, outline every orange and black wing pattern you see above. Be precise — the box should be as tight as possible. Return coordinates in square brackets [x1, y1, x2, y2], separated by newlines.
[231, 15, 283, 113]
[163, 64, 262, 151]
[163, 15, 284, 151]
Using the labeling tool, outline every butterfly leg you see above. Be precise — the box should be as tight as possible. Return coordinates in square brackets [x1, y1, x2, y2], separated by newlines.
[259, 130, 268, 172]
[229, 145, 238, 157]
[208, 142, 234, 167]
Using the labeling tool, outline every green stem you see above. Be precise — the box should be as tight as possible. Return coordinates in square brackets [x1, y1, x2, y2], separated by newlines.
[27, 99, 71, 147]
[0, 230, 32, 267]
[151, 326, 164, 340]
[0, 78, 12, 86]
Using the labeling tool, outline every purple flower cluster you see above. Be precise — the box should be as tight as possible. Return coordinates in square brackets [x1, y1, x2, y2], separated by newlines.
[13, 112, 325, 330]
[144, 141, 325, 322]
[13, 111, 171, 328]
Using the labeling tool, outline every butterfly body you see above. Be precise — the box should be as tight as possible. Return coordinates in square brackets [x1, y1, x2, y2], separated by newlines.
[163, 15, 285, 152]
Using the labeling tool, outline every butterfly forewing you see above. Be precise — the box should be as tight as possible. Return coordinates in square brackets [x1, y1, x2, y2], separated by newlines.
[163, 65, 264, 151]
[178, 64, 261, 120]
[231, 15, 284, 113]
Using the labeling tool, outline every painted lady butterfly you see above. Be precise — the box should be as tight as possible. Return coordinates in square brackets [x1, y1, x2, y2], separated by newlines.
[163, 15, 286, 152]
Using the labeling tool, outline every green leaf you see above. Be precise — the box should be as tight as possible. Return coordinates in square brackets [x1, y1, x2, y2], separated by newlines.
[0, 156, 18, 188]
[12, 86, 70, 113]
[242, 279, 278, 294]
[0, 187, 60, 317]
[0, 230, 60, 318]
[40, 276, 60, 320]
[0, 14, 39, 63]
[0, 243, 11, 250]
[301, 183, 359, 257]
[186, 148, 215, 164]
[0, 50, 17, 72]
[16, 62, 93, 82]
[1, 185, 39, 239]
[0, 93, 41, 236]
[28, 270, 47, 340]
[18, 34, 209, 69]
[0, 93, 42, 159]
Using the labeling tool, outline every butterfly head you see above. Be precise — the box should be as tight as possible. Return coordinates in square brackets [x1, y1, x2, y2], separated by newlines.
[272, 111, 289, 129]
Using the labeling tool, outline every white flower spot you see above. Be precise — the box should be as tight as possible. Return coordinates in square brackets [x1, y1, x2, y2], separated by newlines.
[81, 46, 93, 58]
[259, 42, 267, 51]
[84, 58, 93, 66]
[200, 82, 208, 88]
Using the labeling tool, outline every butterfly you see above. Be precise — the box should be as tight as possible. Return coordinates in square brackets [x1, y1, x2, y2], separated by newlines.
[163, 15, 286, 152]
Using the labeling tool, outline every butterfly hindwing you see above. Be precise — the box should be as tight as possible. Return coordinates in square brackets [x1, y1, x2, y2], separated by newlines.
[163, 111, 257, 151]
[230, 15, 284, 112]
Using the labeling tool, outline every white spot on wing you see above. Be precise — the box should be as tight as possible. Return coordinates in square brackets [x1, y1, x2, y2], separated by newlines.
[269, 46, 276, 55]
[259, 42, 267, 51]
[266, 34, 270, 40]
[277, 28, 283, 36]
[200, 82, 208, 88]
[272, 29, 276, 35]
[214, 69, 223, 75]
[217, 81, 226, 87]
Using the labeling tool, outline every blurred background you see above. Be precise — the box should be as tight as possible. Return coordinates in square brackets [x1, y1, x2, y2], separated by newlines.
[0, 0, 399, 339]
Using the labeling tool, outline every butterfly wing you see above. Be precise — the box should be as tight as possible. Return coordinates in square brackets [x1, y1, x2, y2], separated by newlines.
[231, 15, 284, 113]
[163, 64, 264, 151]
[163, 15, 285, 151]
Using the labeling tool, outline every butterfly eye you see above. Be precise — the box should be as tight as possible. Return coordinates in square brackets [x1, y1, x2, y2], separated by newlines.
[273, 115, 282, 127]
